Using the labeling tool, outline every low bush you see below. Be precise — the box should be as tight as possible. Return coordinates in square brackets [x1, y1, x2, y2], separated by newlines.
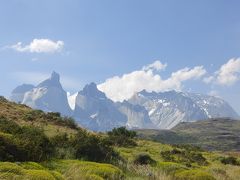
[160, 148, 208, 166]
[0, 118, 54, 162]
[73, 129, 119, 163]
[133, 153, 156, 166]
[107, 127, 137, 147]
[220, 156, 239, 166]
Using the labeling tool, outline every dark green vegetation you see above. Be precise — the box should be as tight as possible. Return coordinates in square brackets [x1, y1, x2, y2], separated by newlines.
[107, 126, 137, 147]
[136, 118, 240, 151]
[1, 96, 240, 179]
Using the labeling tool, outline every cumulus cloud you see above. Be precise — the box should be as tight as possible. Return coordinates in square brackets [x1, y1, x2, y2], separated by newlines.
[216, 58, 240, 85]
[98, 60, 206, 102]
[203, 58, 240, 86]
[11, 39, 64, 53]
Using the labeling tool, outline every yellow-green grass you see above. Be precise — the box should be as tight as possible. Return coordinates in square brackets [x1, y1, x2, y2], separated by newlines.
[0, 160, 124, 180]
[42, 160, 124, 180]
[0, 162, 63, 180]
[116, 140, 172, 162]
[117, 140, 240, 180]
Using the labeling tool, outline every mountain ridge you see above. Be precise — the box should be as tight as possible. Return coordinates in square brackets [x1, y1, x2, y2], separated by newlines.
[10, 72, 239, 131]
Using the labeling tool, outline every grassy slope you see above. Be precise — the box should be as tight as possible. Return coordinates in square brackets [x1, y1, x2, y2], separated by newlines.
[136, 118, 240, 151]
[0, 97, 77, 137]
[1, 97, 240, 179]
[116, 140, 240, 180]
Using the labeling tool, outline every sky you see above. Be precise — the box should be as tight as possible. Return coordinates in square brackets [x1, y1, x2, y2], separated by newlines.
[0, 0, 240, 113]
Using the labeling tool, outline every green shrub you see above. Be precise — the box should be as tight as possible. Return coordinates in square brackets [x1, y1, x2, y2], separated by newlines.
[133, 153, 156, 166]
[50, 133, 75, 159]
[73, 129, 118, 163]
[220, 156, 239, 166]
[107, 127, 137, 147]
[160, 149, 208, 166]
[0, 117, 21, 134]
[0, 132, 26, 161]
[0, 117, 54, 162]
[175, 169, 215, 180]
[16, 126, 54, 162]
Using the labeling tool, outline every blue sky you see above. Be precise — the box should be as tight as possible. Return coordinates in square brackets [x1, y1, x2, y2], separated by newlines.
[1, 0, 240, 113]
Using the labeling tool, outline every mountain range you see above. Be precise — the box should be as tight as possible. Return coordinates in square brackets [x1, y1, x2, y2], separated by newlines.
[9, 72, 239, 131]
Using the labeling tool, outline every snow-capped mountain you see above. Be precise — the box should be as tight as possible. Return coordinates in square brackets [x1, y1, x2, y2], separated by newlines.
[183, 92, 239, 118]
[10, 84, 35, 103]
[128, 90, 239, 129]
[73, 83, 128, 131]
[20, 72, 72, 116]
[10, 72, 239, 131]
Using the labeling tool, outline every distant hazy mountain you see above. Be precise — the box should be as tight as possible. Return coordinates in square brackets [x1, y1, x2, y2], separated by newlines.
[116, 100, 154, 129]
[21, 72, 72, 116]
[10, 84, 35, 103]
[129, 90, 239, 129]
[73, 83, 127, 131]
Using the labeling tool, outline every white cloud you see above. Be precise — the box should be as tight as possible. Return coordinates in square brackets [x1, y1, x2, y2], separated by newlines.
[203, 58, 240, 86]
[98, 61, 206, 102]
[11, 39, 64, 53]
[216, 58, 240, 86]
[142, 60, 167, 71]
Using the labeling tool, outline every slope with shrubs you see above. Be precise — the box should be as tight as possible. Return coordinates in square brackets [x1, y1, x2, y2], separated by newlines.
[1, 96, 240, 179]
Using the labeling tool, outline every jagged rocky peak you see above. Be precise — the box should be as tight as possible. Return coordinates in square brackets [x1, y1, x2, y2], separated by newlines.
[37, 71, 62, 88]
[21, 71, 72, 116]
[80, 82, 106, 99]
[50, 71, 60, 82]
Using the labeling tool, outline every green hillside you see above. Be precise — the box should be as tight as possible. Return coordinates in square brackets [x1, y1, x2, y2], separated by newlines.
[1, 96, 240, 179]
[136, 118, 240, 151]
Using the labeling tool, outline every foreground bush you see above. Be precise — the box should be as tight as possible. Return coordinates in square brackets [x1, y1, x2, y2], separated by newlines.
[220, 156, 239, 166]
[73, 129, 119, 163]
[160, 148, 208, 166]
[133, 153, 156, 166]
[0, 117, 54, 162]
[107, 127, 137, 147]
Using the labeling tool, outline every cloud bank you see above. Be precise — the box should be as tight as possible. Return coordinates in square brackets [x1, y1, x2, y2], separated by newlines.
[11, 39, 64, 53]
[204, 58, 240, 86]
[98, 61, 206, 102]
